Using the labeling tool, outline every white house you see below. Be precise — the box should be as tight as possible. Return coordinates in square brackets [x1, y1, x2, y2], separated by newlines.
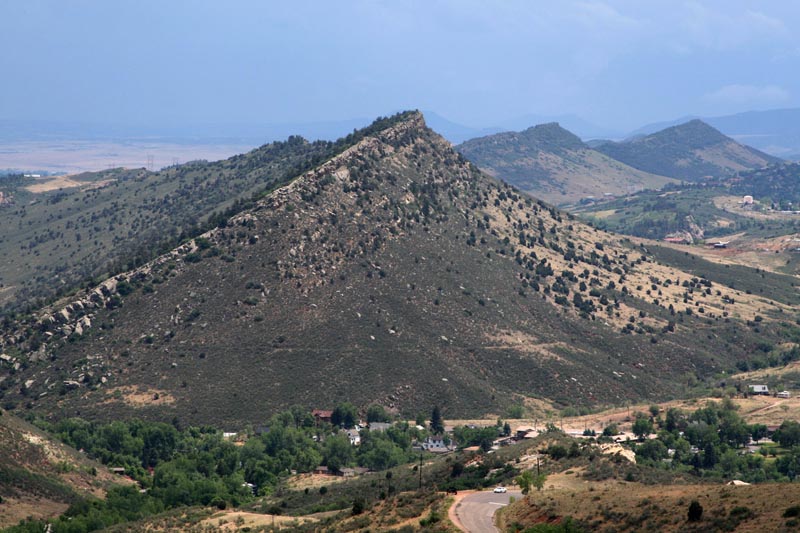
[344, 428, 361, 446]
[748, 385, 769, 395]
[421, 435, 454, 452]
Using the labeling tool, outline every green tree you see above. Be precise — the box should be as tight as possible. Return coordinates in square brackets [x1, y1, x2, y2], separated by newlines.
[632, 416, 653, 440]
[602, 423, 618, 437]
[775, 421, 800, 448]
[750, 424, 768, 443]
[323, 434, 354, 472]
[516, 470, 533, 495]
[430, 406, 444, 434]
[331, 402, 358, 429]
[636, 439, 668, 462]
[664, 408, 684, 432]
[366, 405, 390, 424]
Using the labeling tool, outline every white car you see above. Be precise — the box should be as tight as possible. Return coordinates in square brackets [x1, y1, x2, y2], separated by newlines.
[493, 486, 507, 493]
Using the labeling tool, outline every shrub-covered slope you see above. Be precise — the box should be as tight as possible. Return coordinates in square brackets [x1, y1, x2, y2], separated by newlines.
[1, 112, 796, 426]
[595, 120, 780, 181]
[0, 135, 351, 313]
[457, 122, 675, 204]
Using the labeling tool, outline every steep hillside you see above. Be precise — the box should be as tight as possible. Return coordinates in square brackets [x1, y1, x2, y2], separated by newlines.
[0, 409, 125, 528]
[0, 135, 349, 313]
[457, 123, 675, 204]
[0, 112, 796, 427]
[596, 120, 780, 181]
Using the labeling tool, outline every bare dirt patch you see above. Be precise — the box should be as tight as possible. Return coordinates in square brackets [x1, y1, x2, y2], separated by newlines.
[24, 175, 90, 193]
[484, 330, 567, 362]
[0, 496, 68, 529]
[198, 510, 320, 530]
[285, 472, 346, 491]
[103, 385, 177, 408]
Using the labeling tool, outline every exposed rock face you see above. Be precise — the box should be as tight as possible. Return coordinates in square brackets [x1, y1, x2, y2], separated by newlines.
[0, 112, 791, 426]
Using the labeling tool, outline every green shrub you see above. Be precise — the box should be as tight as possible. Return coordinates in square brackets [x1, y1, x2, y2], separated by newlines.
[687, 500, 703, 522]
[784, 505, 800, 518]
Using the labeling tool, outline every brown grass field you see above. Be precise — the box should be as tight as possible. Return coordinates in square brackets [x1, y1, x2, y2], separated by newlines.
[499, 471, 800, 532]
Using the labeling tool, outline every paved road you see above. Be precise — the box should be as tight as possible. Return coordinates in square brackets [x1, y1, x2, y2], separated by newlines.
[454, 490, 522, 532]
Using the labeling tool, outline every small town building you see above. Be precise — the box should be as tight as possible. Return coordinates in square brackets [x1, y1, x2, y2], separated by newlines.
[343, 428, 361, 446]
[312, 409, 333, 424]
[420, 435, 454, 452]
[748, 385, 769, 395]
[515, 427, 535, 440]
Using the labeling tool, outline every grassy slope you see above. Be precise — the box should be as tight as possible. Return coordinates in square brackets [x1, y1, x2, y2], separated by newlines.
[644, 244, 800, 307]
[0, 409, 125, 528]
[501, 472, 800, 533]
[1, 113, 797, 427]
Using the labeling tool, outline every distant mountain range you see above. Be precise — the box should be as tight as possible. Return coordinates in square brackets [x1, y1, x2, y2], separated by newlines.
[456, 123, 675, 204]
[594, 119, 780, 181]
[424, 111, 622, 144]
[0, 112, 620, 147]
[631, 108, 800, 160]
[456, 119, 776, 203]
[6, 108, 800, 159]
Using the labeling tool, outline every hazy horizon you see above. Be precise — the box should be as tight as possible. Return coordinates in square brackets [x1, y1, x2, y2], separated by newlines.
[3, 1, 800, 135]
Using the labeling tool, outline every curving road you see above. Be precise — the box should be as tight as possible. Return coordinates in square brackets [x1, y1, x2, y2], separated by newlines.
[454, 489, 522, 532]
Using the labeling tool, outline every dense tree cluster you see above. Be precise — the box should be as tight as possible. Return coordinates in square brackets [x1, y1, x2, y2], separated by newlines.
[18, 403, 427, 533]
[633, 399, 800, 482]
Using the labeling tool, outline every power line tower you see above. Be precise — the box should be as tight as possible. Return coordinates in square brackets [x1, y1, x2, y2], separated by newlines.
[172, 157, 179, 168]
[146, 155, 154, 171]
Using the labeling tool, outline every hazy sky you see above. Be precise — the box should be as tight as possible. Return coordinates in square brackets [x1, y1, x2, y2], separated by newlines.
[2, 1, 800, 131]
